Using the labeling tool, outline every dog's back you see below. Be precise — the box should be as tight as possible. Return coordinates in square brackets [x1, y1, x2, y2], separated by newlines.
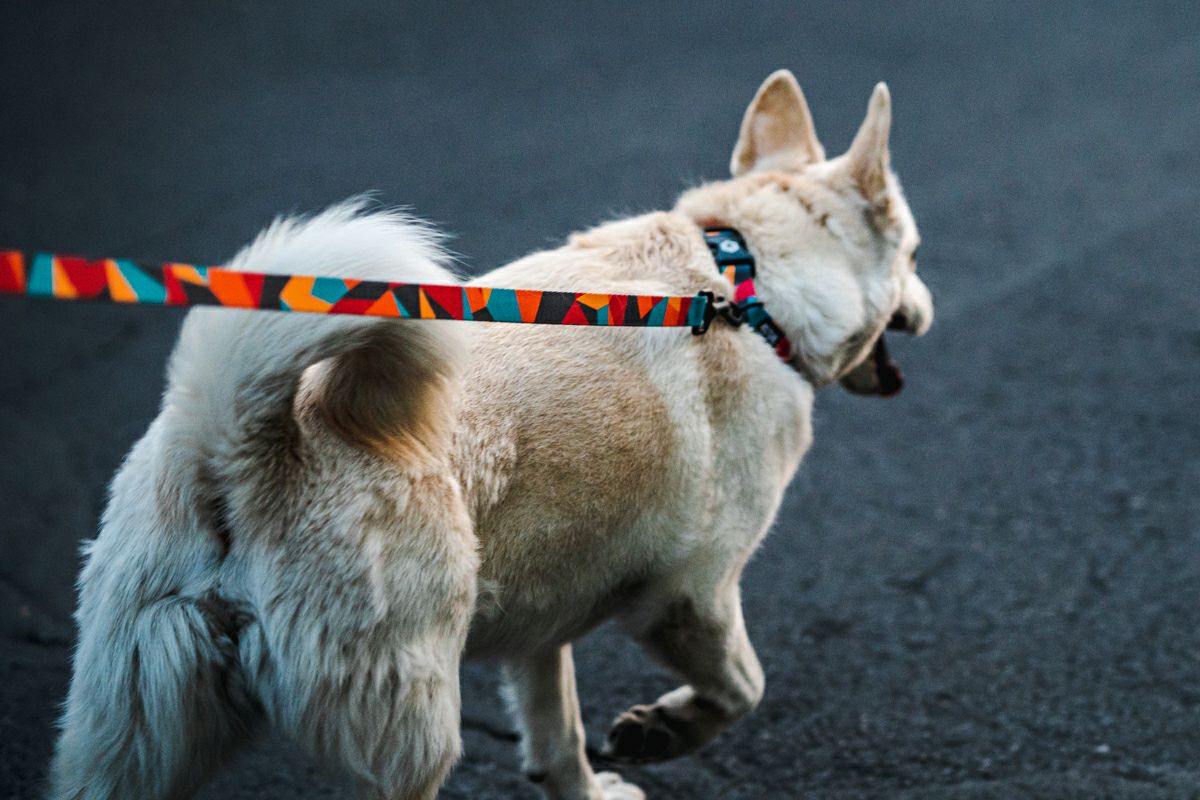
[50, 202, 479, 800]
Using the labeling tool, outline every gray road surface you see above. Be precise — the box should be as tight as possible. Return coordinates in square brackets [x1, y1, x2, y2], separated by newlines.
[1, 2, 1198, 798]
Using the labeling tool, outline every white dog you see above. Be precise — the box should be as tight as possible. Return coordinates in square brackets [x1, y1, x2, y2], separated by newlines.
[49, 70, 932, 800]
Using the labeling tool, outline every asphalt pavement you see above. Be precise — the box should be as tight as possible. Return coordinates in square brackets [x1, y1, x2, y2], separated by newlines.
[2, 2, 1198, 798]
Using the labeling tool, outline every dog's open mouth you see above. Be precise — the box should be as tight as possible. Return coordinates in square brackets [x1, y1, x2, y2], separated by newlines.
[839, 313, 909, 398]
[840, 335, 904, 397]
[870, 334, 904, 396]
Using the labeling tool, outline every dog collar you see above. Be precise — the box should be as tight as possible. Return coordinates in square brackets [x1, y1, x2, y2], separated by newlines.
[702, 228, 793, 361]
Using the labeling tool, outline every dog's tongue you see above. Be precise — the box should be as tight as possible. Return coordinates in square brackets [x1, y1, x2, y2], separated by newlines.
[873, 334, 904, 397]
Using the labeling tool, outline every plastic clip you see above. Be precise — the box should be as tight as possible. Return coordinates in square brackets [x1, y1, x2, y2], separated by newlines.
[692, 290, 718, 335]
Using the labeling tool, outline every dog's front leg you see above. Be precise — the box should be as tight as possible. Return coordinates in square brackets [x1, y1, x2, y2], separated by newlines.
[604, 579, 765, 763]
[503, 645, 644, 800]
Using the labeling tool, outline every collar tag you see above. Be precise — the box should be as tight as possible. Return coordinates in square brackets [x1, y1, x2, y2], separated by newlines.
[703, 228, 756, 284]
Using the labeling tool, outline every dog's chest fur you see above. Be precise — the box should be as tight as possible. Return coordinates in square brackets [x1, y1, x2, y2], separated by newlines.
[451, 212, 813, 657]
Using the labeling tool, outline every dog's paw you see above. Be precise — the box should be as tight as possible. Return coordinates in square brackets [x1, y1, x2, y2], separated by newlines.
[594, 771, 645, 799]
[601, 703, 688, 764]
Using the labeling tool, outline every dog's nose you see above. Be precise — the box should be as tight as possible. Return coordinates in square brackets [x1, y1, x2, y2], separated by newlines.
[887, 310, 910, 331]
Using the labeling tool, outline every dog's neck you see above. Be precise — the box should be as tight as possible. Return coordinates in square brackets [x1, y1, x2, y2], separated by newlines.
[680, 209, 859, 390]
[692, 218, 834, 389]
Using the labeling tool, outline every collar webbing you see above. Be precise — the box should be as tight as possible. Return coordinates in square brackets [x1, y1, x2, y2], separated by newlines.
[702, 228, 793, 361]
[0, 250, 712, 330]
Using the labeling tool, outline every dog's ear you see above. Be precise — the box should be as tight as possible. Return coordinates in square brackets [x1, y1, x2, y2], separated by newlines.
[730, 70, 825, 176]
[842, 82, 892, 214]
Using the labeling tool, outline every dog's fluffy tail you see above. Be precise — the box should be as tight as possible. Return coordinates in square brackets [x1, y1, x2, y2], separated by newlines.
[166, 199, 466, 464]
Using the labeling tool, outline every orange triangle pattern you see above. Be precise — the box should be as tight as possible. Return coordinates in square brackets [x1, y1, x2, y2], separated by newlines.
[576, 293, 610, 311]
[208, 269, 255, 307]
[51, 260, 79, 299]
[637, 294, 655, 318]
[105, 261, 137, 303]
[365, 291, 400, 317]
[663, 296, 681, 326]
[466, 286, 492, 313]
[516, 289, 542, 323]
[418, 289, 435, 319]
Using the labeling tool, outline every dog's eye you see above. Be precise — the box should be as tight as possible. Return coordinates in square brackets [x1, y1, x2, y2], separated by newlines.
[911, 246, 920, 263]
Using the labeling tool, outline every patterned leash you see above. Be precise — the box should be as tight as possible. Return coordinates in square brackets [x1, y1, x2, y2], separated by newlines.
[0, 251, 719, 333]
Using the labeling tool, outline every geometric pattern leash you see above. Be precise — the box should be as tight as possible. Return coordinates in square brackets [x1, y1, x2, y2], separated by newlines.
[0, 251, 714, 330]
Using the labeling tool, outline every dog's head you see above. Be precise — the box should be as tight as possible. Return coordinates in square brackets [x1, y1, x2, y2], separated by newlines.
[678, 70, 933, 395]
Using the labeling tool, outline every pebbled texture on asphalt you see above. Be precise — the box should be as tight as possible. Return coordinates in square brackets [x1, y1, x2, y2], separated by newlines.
[2, 2, 1198, 798]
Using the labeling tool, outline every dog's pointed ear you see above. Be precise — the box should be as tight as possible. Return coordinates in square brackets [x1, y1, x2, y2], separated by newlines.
[730, 70, 825, 176]
[843, 82, 892, 212]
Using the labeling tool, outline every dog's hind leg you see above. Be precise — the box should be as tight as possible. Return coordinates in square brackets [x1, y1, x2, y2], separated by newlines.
[604, 576, 764, 764]
[248, 590, 469, 800]
[242, 467, 478, 800]
[256, 634, 464, 800]
[503, 645, 643, 800]
[49, 588, 260, 800]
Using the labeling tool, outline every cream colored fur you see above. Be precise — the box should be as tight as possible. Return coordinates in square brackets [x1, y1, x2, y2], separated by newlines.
[50, 70, 932, 800]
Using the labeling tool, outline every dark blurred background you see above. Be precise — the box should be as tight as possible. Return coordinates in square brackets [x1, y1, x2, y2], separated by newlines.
[2, 2, 1198, 798]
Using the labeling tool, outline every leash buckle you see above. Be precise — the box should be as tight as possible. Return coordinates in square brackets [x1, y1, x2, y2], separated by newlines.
[692, 291, 747, 335]
[715, 298, 746, 328]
